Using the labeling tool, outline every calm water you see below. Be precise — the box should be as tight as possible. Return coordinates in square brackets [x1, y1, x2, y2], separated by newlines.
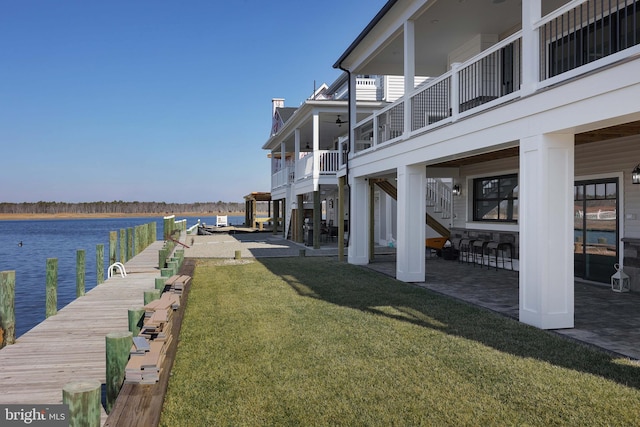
[0, 215, 244, 337]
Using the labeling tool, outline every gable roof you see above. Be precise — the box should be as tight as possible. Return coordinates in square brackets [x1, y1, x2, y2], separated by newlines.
[276, 107, 297, 124]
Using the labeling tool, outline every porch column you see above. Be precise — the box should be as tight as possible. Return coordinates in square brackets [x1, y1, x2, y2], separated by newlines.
[273, 198, 280, 235]
[519, 133, 574, 329]
[404, 19, 415, 136]
[313, 190, 321, 249]
[280, 141, 286, 185]
[369, 181, 375, 260]
[313, 112, 320, 187]
[521, 0, 542, 95]
[282, 197, 287, 238]
[348, 176, 370, 265]
[251, 199, 257, 228]
[396, 164, 425, 282]
[294, 128, 301, 181]
[348, 73, 357, 154]
[338, 176, 346, 261]
[296, 194, 304, 244]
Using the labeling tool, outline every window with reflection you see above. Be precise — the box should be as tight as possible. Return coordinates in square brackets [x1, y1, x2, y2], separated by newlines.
[473, 174, 518, 222]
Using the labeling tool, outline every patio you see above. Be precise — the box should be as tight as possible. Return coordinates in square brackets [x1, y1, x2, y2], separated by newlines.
[367, 254, 640, 361]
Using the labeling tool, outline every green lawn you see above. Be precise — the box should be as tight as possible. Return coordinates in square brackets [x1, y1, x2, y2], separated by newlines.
[160, 257, 640, 426]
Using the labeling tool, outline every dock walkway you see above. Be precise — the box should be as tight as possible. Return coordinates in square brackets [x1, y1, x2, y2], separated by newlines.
[0, 240, 165, 423]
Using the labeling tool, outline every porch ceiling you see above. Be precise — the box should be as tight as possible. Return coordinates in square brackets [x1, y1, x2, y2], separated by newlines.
[268, 107, 384, 153]
[348, 0, 569, 76]
[427, 121, 640, 167]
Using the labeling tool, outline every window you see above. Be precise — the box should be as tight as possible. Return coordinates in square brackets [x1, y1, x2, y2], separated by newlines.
[473, 174, 518, 222]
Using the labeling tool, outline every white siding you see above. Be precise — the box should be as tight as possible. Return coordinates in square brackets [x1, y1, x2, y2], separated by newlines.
[355, 77, 379, 101]
[450, 135, 640, 237]
[448, 34, 499, 67]
[383, 75, 431, 102]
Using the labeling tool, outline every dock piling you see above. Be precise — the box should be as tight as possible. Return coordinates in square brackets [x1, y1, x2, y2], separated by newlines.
[119, 229, 126, 263]
[155, 277, 167, 291]
[144, 289, 161, 305]
[76, 249, 86, 297]
[0, 270, 16, 347]
[96, 244, 104, 285]
[46, 258, 58, 318]
[62, 380, 101, 427]
[109, 231, 117, 266]
[128, 307, 145, 337]
[105, 331, 133, 414]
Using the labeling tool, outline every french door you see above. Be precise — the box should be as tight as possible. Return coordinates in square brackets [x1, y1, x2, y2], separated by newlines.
[574, 178, 619, 283]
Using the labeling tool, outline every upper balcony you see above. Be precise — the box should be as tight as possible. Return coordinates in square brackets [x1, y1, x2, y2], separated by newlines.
[340, 0, 640, 154]
[271, 149, 344, 192]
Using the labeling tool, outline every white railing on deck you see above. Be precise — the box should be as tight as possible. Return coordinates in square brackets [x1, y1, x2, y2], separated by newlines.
[295, 151, 341, 180]
[296, 152, 313, 181]
[411, 74, 451, 131]
[356, 77, 378, 86]
[319, 151, 340, 173]
[377, 101, 404, 144]
[349, 0, 639, 158]
[457, 33, 522, 113]
[271, 162, 295, 190]
[352, 33, 522, 153]
[537, 0, 640, 82]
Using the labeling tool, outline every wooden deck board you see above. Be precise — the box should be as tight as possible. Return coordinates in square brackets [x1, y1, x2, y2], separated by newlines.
[104, 259, 195, 427]
[0, 240, 166, 425]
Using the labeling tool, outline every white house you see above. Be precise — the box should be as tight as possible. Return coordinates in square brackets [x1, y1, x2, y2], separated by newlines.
[333, 0, 640, 329]
[263, 74, 427, 252]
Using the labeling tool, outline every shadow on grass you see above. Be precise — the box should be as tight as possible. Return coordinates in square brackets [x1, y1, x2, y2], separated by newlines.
[258, 256, 640, 390]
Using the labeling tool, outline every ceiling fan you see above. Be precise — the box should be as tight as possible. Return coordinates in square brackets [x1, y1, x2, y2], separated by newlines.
[334, 115, 348, 127]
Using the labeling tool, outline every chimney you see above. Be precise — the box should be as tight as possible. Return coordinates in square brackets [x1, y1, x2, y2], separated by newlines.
[272, 98, 284, 117]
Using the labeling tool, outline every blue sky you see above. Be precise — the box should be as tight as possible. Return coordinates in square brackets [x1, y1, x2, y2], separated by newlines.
[1, 0, 387, 203]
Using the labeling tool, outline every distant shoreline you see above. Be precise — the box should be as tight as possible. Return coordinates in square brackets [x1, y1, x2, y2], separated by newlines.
[0, 212, 252, 221]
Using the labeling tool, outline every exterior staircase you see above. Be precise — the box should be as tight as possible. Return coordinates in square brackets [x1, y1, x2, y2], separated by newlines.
[374, 178, 451, 238]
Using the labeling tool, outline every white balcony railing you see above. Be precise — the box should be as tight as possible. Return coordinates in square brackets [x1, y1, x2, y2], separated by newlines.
[351, 0, 640, 155]
[353, 33, 523, 154]
[296, 150, 341, 180]
[271, 161, 295, 190]
[537, 0, 640, 83]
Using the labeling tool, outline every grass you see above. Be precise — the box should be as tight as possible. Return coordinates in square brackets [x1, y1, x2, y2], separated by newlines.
[160, 257, 640, 426]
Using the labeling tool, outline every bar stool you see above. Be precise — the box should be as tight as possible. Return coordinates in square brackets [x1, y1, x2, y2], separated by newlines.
[458, 238, 474, 264]
[471, 240, 487, 267]
[486, 241, 514, 270]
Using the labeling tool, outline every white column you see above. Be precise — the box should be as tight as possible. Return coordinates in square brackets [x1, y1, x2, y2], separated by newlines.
[294, 128, 301, 181]
[521, 0, 541, 95]
[348, 176, 370, 265]
[404, 20, 415, 136]
[312, 112, 320, 190]
[396, 164, 425, 282]
[280, 142, 286, 180]
[450, 62, 461, 120]
[348, 72, 357, 155]
[519, 133, 574, 329]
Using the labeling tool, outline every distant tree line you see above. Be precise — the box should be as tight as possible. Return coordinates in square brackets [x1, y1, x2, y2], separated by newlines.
[0, 201, 250, 215]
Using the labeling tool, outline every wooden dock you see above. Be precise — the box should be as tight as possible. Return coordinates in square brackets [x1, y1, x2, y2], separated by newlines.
[0, 240, 165, 424]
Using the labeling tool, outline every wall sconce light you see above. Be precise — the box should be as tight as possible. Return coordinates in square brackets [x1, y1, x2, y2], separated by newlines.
[633, 164, 640, 184]
[452, 184, 461, 196]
